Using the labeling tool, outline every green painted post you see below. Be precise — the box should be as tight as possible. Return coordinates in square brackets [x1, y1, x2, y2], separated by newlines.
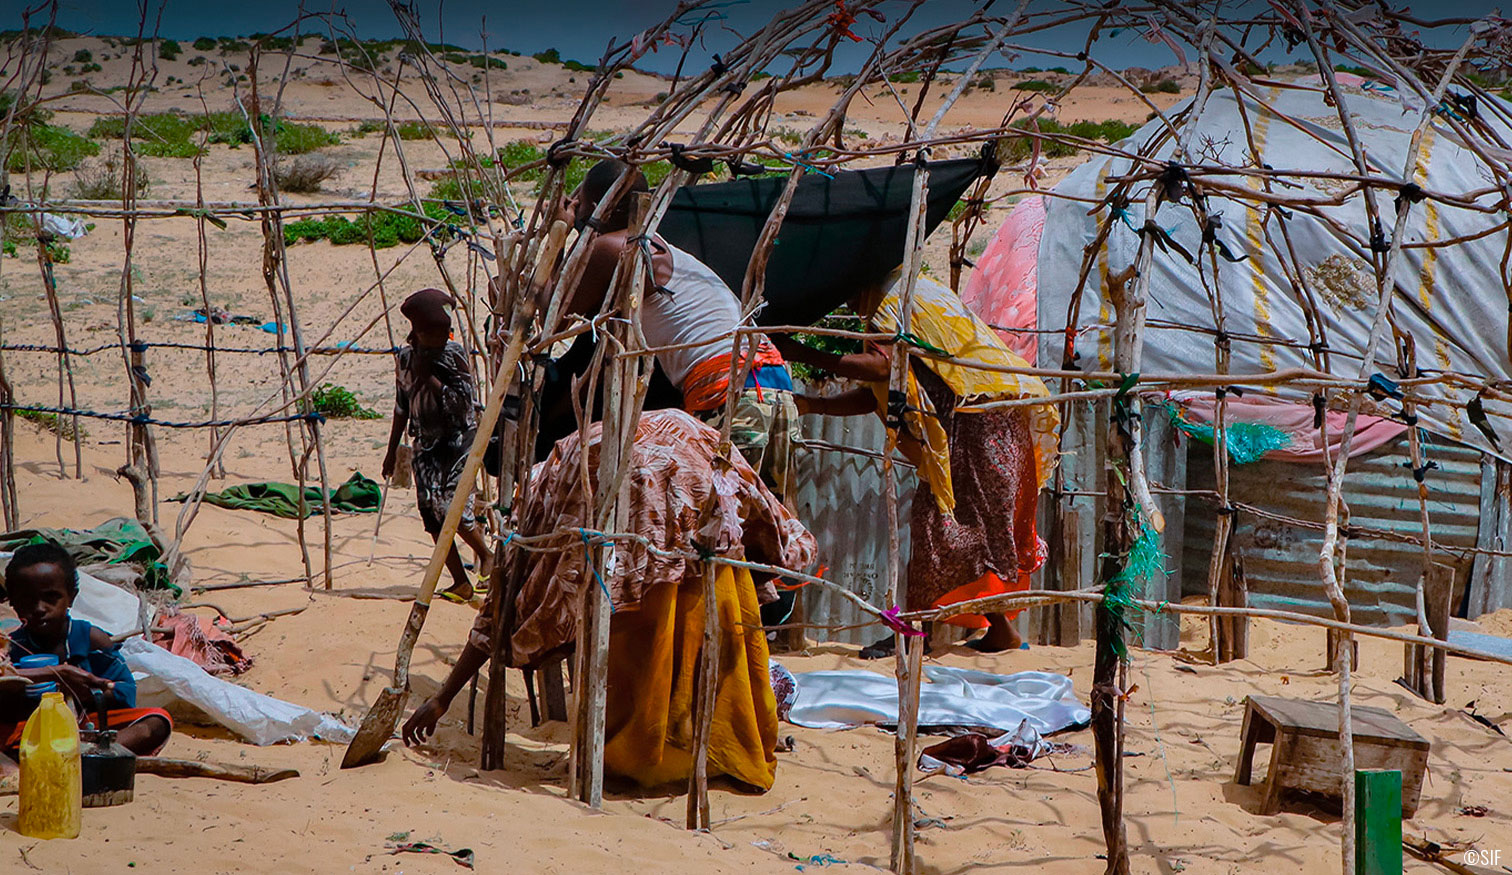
[1354, 770, 1403, 875]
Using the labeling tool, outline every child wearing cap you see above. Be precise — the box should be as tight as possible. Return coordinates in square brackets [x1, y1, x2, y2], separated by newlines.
[383, 289, 492, 601]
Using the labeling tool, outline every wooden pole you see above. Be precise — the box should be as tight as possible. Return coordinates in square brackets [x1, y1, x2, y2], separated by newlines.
[687, 559, 719, 830]
[1091, 182, 1162, 875]
[0, 319, 16, 530]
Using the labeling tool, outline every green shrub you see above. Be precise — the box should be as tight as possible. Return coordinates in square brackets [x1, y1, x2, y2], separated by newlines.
[192, 37, 217, 51]
[1334, 64, 1373, 78]
[788, 312, 864, 384]
[311, 383, 381, 420]
[283, 203, 447, 250]
[80, 62, 102, 74]
[250, 33, 295, 51]
[72, 49, 92, 63]
[4, 118, 100, 173]
[92, 111, 337, 157]
[1001, 118, 1139, 163]
[563, 59, 594, 73]
[395, 120, 437, 140]
[1140, 78, 1181, 94]
[1013, 79, 1058, 93]
[532, 48, 561, 64]
[89, 111, 205, 157]
[887, 70, 921, 84]
[275, 122, 339, 154]
[18, 409, 87, 441]
[159, 39, 181, 61]
[350, 119, 385, 136]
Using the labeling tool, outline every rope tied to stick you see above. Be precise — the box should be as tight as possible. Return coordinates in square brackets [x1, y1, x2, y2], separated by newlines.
[578, 529, 616, 614]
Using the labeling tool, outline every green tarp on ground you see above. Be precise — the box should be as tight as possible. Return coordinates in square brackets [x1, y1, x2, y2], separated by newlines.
[0, 516, 175, 592]
[172, 472, 382, 519]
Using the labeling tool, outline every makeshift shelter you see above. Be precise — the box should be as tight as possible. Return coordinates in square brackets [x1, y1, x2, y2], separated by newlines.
[963, 77, 1512, 631]
[528, 157, 994, 459]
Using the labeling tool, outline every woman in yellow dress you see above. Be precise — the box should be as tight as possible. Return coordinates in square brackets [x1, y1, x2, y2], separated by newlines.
[402, 409, 815, 790]
[776, 271, 1058, 656]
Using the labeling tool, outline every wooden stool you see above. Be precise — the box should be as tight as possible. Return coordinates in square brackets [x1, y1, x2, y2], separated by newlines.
[1233, 695, 1429, 816]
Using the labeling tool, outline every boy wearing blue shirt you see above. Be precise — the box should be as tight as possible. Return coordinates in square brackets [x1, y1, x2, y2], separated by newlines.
[1, 542, 171, 754]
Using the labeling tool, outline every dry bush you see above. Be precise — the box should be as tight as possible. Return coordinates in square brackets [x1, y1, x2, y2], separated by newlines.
[69, 153, 151, 200]
[274, 153, 341, 193]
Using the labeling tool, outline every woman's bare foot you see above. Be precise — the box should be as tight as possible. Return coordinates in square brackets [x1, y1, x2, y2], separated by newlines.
[439, 580, 474, 602]
[966, 613, 1023, 653]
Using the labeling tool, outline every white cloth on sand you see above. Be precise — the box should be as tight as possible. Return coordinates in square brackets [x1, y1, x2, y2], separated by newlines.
[123, 638, 354, 746]
[786, 666, 1090, 736]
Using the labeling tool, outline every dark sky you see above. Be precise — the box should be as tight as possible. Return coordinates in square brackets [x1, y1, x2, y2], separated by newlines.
[26, 1, 1507, 75]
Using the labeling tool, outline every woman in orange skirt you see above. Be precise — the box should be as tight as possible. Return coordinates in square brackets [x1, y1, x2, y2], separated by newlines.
[777, 271, 1058, 656]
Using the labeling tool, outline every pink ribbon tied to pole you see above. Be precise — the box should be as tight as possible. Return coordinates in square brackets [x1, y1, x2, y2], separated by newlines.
[881, 605, 927, 638]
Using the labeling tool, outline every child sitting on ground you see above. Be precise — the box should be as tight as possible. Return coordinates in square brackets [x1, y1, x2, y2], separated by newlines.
[0, 543, 172, 755]
[383, 288, 492, 602]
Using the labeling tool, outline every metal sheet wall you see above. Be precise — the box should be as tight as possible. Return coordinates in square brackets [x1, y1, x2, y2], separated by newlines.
[1028, 398, 1189, 650]
[791, 409, 915, 645]
[1182, 433, 1485, 627]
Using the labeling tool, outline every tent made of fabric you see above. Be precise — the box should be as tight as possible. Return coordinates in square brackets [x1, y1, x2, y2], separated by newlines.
[660, 155, 991, 327]
[962, 75, 1512, 462]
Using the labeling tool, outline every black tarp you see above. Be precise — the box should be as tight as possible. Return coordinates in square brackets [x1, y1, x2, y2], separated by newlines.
[658, 155, 990, 327]
[526, 156, 991, 461]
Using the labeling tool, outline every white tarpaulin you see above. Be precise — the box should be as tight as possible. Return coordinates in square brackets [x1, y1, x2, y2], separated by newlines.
[124, 637, 354, 746]
[1018, 77, 1512, 458]
[786, 666, 1090, 736]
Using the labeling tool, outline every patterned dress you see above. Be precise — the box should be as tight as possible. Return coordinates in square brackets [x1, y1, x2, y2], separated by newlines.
[904, 365, 1041, 612]
[395, 341, 479, 534]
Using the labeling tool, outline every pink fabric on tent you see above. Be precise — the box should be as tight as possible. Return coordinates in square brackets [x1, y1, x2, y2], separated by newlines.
[1175, 395, 1405, 464]
[961, 194, 1044, 363]
[961, 194, 1407, 465]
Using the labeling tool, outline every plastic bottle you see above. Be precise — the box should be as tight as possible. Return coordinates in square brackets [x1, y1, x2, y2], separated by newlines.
[18, 691, 82, 840]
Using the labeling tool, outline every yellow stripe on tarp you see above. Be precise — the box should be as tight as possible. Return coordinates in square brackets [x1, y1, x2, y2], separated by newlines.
[1096, 171, 1113, 372]
[1249, 89, 1279, 382]
[1414, 129, 1462, 439]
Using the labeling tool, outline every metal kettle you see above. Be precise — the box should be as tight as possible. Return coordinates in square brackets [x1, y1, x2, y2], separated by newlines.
[80, 689, 135, 808]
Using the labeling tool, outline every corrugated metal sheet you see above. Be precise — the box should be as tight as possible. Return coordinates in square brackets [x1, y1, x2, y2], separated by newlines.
[791, 405, 914, 644]
[1183, 433, 1485, 627]
[1028, 398, 1189, 649]
[1468, 458, 1512, 617]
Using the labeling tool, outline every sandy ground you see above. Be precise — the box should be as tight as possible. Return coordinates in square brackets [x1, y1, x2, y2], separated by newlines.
[0, 35, 1509, 875]
[3, 424, 1511, 874]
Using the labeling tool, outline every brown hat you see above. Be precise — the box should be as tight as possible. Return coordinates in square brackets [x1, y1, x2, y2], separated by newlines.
[400, 288, 454, 330]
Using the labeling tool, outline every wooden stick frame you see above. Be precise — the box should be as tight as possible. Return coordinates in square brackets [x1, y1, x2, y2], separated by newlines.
[5, 3, 1512, 874]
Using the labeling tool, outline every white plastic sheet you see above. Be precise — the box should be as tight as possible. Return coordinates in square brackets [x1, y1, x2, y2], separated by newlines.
[122, 638, 354, 746]
[73, 568, 153, 637]
[41, 212, 89, 240]
[1030, 79, 1512, 458]
[786, 666, 1090, 736]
